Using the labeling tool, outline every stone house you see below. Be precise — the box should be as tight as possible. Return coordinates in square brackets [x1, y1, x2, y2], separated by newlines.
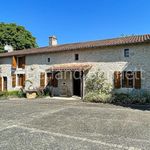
[0, 35, 150, 97]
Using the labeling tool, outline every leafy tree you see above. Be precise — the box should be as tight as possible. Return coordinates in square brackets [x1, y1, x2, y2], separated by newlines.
[0, 23, 38, 51]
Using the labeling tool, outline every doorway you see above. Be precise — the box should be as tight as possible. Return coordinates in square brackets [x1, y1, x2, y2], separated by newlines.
[3, 77, 7, 91]
[73, 71, 81, 96]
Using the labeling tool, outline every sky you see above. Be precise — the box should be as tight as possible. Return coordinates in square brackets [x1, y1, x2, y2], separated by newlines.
[0, 0, 150, 47]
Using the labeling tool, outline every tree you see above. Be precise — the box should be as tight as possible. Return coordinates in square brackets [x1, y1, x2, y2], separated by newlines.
[0, 23, 38, 51]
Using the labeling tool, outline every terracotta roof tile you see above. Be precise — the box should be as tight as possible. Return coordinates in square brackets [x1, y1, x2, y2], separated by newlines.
[0, 34, 150, 57]
[46, 63, 92, 71]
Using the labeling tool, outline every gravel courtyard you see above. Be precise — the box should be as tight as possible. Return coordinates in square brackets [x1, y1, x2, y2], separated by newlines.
[0, 98, 150, 150]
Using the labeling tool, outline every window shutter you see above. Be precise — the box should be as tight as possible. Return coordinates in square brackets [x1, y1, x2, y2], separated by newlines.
[40, 73, 45, 88]
[135, 71, 141, 89]
[0, 77, 2, 91]
[12, 56, 17, 69]
[12, 74, 16, 87]
[114, 71, 121, 89]
[22, 74, 26, 87]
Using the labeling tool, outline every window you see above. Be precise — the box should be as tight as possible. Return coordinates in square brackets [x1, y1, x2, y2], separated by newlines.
[12, 74, 16, 87]
[114, 71, 141, 89]
[18, 56, 25, 69]
[122, 71, 134, 88]
[18, 74, 25, 87]
[48, 58, 51, 63]
[75, 54, 79, 61]
[124, 49, 129, 57]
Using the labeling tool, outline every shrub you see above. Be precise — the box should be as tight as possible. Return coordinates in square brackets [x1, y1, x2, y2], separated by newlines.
[113, 93, 150, 104]
[84, 70, 112, 103]
[84, 92, 112, 103]
[0, 91, 7, 98]
[18, 90, 26, 98]
[84, 70, 150, 104]
[112, 93, 130, 104]
[85, 70, 112, 94]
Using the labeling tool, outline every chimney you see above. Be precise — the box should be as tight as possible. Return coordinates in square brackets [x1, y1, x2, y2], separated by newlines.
[4, 45, 13, 52]
[49, 36, 57, 46]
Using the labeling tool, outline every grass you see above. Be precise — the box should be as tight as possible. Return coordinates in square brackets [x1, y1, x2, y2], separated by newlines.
[0, 90, 26, 99]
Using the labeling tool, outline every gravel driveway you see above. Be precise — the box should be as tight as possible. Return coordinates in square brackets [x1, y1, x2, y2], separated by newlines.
[0, 98, 150, 150]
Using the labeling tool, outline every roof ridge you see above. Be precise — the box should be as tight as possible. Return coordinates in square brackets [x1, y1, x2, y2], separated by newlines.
[51, 34, 150, 47]
[7, 34, 150, 51]
[0, 34, 150, 57]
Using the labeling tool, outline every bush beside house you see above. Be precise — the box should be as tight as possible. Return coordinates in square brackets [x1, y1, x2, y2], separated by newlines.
[84, 70, 150, 104]
[84, 92, 112, 103]
[112, 93, 150, 104]
[84, 70, 113, 103]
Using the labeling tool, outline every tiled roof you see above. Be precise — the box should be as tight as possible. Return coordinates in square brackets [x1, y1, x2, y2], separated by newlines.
[46, 63, 92, 71]
[0, 34, 150, 57]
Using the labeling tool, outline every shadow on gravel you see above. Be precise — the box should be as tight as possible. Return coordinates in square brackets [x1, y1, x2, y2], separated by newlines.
[113, 103, 150, 111]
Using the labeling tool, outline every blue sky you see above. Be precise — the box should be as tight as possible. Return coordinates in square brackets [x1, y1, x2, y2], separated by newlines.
[0, 0, 150, 47]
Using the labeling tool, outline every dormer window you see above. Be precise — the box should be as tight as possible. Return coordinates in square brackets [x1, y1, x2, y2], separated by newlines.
[124, 49, 129, 57]
[75, 54, 79, 61]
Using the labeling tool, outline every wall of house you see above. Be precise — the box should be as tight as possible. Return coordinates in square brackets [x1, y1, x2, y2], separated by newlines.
[0, 43, 150, 95]
[25, 44, 150, 93]
[57, 72, 73, 96]
[0, 57, 12, 91]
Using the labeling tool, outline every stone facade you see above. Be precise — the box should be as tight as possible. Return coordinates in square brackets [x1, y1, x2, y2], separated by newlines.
[0, 43, 150, 96]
